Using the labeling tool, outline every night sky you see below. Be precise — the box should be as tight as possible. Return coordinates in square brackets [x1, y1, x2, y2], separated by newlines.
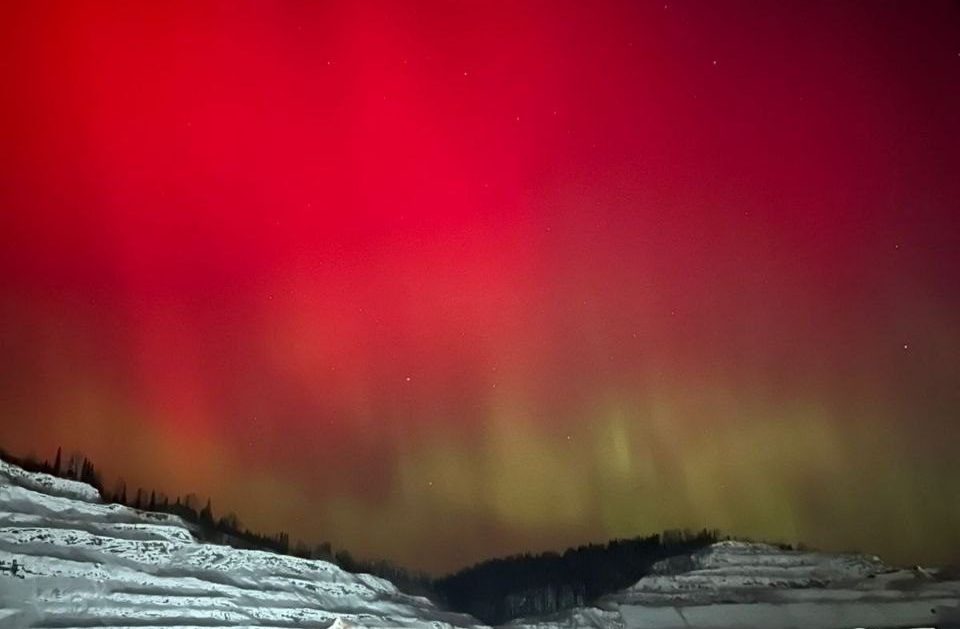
[2, 1, 959, 574]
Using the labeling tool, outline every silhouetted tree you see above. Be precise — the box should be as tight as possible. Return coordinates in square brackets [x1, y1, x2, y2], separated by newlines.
[78, 458, 99, 491]
[293, 541, 311, 558]
[218, 512, 240, 533]
[335, 549, 356, 572]
[314, 542, 333, 560]
[113, 479, 127, 504]
[1, 445, 725, 624]
[199, 498, 215, 527]
[435, 528, 720, 624]
[66, 453, 83, 479]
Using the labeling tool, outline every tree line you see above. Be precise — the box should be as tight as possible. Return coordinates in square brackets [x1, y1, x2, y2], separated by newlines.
[1, 446, 722, 624]
[0, 446, 439, 590]
[1, 447, 302, 556]
[432, 528, 720, 624]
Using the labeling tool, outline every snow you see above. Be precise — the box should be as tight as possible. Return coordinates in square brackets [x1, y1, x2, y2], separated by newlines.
[1, 458, 957, 628]
[0, 459, 478, 629]
[511, 541, 960, 628]
[0, 460, 100, 503]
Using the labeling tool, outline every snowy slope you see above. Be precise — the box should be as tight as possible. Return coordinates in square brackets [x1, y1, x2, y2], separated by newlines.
[0, 459, 479, 629]
[512, 541, 960, 628]
[2, 458, 958, 629]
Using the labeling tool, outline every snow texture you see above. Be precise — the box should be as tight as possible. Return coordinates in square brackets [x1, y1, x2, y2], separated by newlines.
[2, 458, 958, 628]
[511, 541, 960, 628]
[0, 459, 478, 629]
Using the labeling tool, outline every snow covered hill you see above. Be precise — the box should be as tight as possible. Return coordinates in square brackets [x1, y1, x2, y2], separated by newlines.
[513, 541, 960, 628]
[0, 459, 479, 629]
[2, 457, 958, 629]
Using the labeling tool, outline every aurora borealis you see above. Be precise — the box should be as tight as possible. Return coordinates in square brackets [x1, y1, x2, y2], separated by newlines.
[2, 0, 959, 574]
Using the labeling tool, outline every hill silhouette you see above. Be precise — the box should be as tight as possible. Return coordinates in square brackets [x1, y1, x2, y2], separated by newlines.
[0, 446, 719, 624]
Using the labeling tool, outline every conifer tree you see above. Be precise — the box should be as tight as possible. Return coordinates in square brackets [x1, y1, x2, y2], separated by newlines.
[200, 498, 214, 526]
[114, 479, 127, 505]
